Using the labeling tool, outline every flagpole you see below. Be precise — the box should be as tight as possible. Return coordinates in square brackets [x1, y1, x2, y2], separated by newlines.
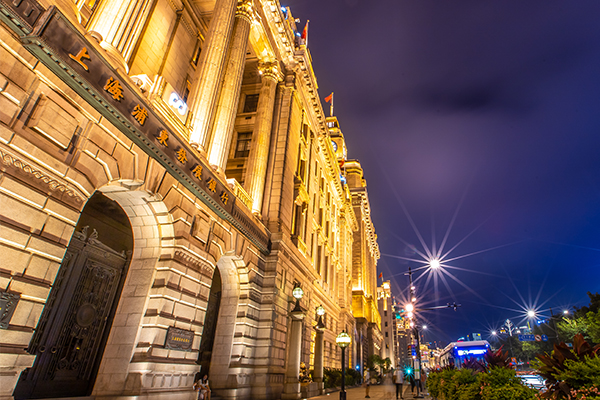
[330, 92, 334, 117]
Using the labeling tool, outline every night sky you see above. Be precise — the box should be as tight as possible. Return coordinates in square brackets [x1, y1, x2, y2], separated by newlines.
[283, 0, 600, 344]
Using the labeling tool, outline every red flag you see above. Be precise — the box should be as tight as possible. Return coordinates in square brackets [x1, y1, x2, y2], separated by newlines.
[301, 20, 309, 43]
[379, 272, 383, 279]
[325, 92, 333, 103]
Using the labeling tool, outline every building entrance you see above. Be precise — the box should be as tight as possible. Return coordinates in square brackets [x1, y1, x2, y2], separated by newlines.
[197, 268, 222, 377]
[14, 193, 133, 399]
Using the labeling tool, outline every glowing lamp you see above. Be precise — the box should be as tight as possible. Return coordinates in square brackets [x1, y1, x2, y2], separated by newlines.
[405, 303, 414, 312]
[429, 258, 441, 269]
[316, 305, 325, 316]
[336, 331, 351, 348]
[292, 286, 304, 300]
[527, 310, 536, 318]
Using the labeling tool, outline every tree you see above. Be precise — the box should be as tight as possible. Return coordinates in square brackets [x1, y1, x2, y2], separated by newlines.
[557, 292, 600, 346]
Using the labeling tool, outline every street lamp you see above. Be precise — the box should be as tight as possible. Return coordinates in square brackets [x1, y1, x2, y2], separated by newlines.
[316, 305, 325, 329]
[527, 310, 536, 318]
[429, 258, 441, 269]
[292, 284, 304, 312]
[336, 331, 352, 400]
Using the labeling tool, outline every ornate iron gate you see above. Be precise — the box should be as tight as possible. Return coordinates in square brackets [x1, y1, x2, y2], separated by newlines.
[14, 227, 130, 399]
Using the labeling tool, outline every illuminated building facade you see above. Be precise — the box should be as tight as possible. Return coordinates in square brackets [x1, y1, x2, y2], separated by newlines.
[394, 305, 412, 368]
[377, 281, 395, 367]
[345, 158, 383, 373]
[0, 1, 382, 399]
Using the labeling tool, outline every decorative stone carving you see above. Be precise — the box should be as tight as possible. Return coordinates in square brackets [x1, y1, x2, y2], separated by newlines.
[0, 147, 84, 203]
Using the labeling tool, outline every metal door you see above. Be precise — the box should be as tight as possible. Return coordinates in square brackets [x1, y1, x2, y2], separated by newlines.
[14, 227, 130, 399]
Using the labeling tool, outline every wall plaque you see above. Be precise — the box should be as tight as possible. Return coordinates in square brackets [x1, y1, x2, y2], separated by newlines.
[165, 326, 194, 351]
[0, 291, 20, 329]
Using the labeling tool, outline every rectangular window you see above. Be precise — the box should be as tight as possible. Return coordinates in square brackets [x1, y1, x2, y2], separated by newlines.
[384, 310, 387, 317]
[235, 132, 252, 158]
[182, 78, 192, 103]
[243, 94, 259, 113]
[191, 39, 202, 66]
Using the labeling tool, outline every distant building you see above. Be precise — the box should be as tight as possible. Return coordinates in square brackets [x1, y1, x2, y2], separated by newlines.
[377, 281, 396, 367]
[394, 305, 412, 367]
[345, 158, 383, 372]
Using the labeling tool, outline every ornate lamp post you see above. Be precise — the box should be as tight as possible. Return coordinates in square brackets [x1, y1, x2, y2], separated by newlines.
[336, 331, 351, 400]
[314, 305, 326, 394]
[283, 284, 306, 400]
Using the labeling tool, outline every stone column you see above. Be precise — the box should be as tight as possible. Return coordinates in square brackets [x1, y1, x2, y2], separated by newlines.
[206, 0, 253, 171]
[314, 325, 325, 394]
[86, 0, 154, 71]
[188, 0, 238, 149]
[282, 310, 305, 400]
[244, 62, 281, 214]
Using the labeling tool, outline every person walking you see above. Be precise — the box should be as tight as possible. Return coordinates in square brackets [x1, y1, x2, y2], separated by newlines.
[393, 367, 404, 399]
[409, 373, 416, 395]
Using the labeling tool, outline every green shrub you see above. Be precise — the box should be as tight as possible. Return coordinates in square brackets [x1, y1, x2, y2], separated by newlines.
[426, 363, 537, 400]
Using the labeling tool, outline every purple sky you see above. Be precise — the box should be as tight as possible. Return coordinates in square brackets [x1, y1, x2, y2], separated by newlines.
[284, 0, 600, 343]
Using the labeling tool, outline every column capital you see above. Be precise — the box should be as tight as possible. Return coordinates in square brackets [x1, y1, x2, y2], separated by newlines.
[258, 61, 283, 82]
[236, 0, 254, 23]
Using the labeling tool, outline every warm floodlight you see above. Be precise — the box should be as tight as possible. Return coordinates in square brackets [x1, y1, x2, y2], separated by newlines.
[405, 303, 414, 312]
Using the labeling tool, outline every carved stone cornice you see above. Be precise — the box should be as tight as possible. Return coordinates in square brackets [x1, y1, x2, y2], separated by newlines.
[0, 146, 85, 204]
[173, 249, 214, 277]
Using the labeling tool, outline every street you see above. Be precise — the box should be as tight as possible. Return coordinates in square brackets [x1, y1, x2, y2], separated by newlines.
[307, 384, 432, 400]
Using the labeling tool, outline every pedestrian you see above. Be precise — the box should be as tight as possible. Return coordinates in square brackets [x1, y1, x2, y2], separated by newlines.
[193, 374, 211, 400]
[393, 367, 404, 399]
[409, 373, 416, 394]
[364, 369, 371, 398]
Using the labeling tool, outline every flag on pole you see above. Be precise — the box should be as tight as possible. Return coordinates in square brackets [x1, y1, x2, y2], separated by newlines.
[301, 20, 309, 46]
[325, 92, 334, 116]
[379, 272, 383, 279]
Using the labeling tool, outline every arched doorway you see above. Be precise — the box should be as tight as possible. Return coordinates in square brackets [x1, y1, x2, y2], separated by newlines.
[197, 268, 222, 378]
[14, 192, 133, 399]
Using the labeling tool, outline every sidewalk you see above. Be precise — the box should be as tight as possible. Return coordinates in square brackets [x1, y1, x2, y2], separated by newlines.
[307, 383, 432, 400]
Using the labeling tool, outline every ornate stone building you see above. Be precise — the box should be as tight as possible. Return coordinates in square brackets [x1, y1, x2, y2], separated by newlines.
[0, 0, 380, 399]
[344, 156, 383, 372]
[377, 281, 396, 368]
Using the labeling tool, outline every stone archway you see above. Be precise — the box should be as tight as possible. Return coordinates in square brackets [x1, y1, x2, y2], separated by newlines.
[13, 191, 134, 399]
[208, 253, 254, 399]
[88, 186, 174, 396]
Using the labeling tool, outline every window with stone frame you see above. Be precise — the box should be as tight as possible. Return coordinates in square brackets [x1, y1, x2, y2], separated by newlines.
[234, 132, 252, 158]
[243, 94, 259, 113]
[191, 38, 202, 66]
